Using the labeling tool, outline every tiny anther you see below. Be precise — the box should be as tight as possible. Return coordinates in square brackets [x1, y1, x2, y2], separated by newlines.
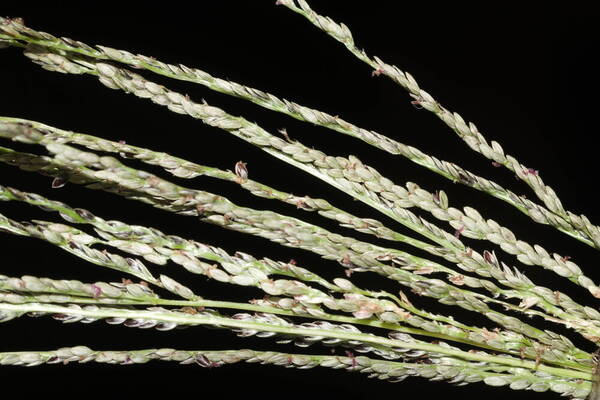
[483, 250, 497, 265]
[458, 171, 475, 185]
[295, 198, 308, 209]
[410, 98, 423, 109]
[181, 306, 198, 315]
[448, 274, 465, 285]
[51, 177, 67, 189]
[13, 17, 24, 25]
[340, 254, 355, 269]
[139, 281, 149, 287]
[491, 161, 502, 167]
[278, 128, 292, 143]
[90, 284, 102, 298]
[525, 168, 539, 176]
[195, 354, 219, 368]
[561, 255, 571, 262]
[371, 68, 384, 77]
[345, 351, 357, 369]
[234, 161, 248, 183]
[375, 254, 392, 262]
[454, 225, 465, 239]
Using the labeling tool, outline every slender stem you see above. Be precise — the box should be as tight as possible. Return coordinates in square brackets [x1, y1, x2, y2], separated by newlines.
[276, 0, 600, 250]
[0, 302, 591, 379]
[0, 116, 433, 252]
[2, 16, 595, 251]
[1, 71, 594, 336]
[0, 346, 590, 396]
[3, 144, 597, 361]
[0, 291, 498, 352]
[2, 186, 590, 368]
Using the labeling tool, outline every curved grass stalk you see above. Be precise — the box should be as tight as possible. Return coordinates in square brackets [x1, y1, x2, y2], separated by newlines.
[2, 51, 595, 326]
[0, 214, 202, 303]
[275, 0, 600, 251]
[0, 346, 590, 397]
[0, 117, 438, 259]
[1, 147, 596, 365]
[0, 10, 598, 397]
[2, 274, 554, 359]
[2, 118, 598, 311]
[0, 185, 458, 320]
[0, 273, 159, 302]
[0, 184, 587, 368]
[1, 276, 464, 348]
[17, 51, 595, 317]
[1, 192, 573, 365]
[0, 301, 592, 380]
[0, 301, 412, 362]
[4, 119, 595, 302]
[0, 16, 593, 254]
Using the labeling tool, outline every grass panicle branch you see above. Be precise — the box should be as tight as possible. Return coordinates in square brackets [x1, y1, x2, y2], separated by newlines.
[274, 0, 600, 250]
[0, 346, 590, 397]
[0, 185, 591, 368]
[0, 5, 597, 399]
[0, 15, 594, 251]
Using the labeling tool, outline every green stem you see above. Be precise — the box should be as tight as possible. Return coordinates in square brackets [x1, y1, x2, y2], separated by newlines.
[0, 346, 590, 396]
[0, 302, 591, 379]
[0, 291, 518, 357]
[2, 144, 597, 355]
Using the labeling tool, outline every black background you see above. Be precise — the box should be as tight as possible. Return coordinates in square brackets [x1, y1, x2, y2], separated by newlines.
[0, 2, 598, 399]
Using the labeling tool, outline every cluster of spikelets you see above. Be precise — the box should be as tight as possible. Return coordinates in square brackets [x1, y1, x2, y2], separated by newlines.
[0, 2, 598, 398]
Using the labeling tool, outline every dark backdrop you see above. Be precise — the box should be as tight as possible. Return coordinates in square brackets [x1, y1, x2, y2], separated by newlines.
[0, 2, 598, 399]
